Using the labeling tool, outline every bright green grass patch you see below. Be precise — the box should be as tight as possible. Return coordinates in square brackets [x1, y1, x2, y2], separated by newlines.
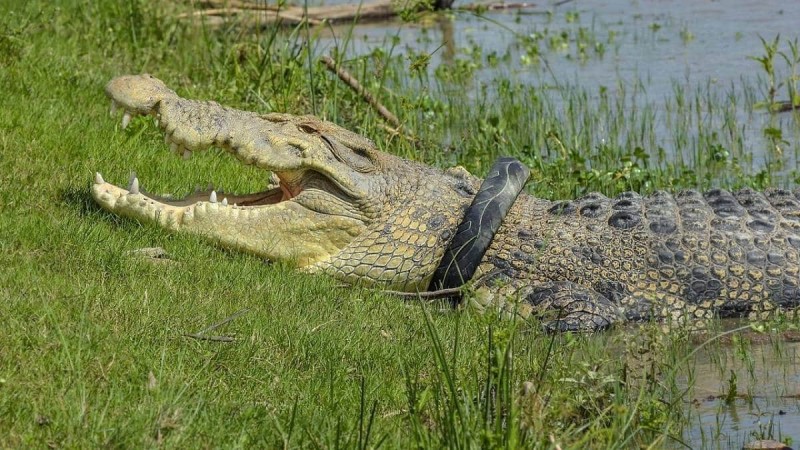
[1, 0, 799, 448]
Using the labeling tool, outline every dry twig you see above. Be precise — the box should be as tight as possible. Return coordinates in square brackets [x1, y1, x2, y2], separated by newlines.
[182, 0, 396, 26]
[183, 308, 251, 343]
[178, 0, 543, 27]
[320, 55, 401, 129]
[195, 0, 281, 10]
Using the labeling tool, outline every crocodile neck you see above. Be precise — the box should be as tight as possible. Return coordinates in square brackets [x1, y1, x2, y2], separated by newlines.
[429, 157, 530, 291]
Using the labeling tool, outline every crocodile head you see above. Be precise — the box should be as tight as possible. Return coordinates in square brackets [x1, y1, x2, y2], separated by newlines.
[93, 75, 477, 291]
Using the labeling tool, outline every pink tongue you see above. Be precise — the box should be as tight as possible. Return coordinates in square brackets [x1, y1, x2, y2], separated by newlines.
[279, 181, 300, 201]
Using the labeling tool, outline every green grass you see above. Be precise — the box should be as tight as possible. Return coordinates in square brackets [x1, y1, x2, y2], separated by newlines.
[1, 0, 800, 448]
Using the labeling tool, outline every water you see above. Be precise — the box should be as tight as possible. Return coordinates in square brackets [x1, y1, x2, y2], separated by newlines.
[314, 0, 800, 177]
[308, 1, 800, 445]
[681, 333, 800, 448]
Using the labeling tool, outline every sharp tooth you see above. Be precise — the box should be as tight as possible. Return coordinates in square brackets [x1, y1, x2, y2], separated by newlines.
[129, 177, 140, 195]
[222, 197, 228, 206]
[183, 149, 192, 160]
[94, 172, 105, 184]
[121, 112, 132, 129]
[269, 173, 280, 186]
[210, 191, 217, 203]
[109, 101, 118, 116]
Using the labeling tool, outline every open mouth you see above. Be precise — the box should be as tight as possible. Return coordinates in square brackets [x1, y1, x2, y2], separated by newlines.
[92, 166, 346, 224]
[92, 104, 299, 229]
[93, 74, 378, 266]
[93, 97, 365, 232]
[93, 169, 285, 205]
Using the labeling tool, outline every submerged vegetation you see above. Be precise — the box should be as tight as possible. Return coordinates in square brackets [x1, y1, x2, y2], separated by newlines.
[1, 0, 800, 447]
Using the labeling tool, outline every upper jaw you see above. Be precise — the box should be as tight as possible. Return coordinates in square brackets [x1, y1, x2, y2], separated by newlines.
[104, 75, 375, 209]
[105, 74, 175, 115]
[95, 74, 390, 263]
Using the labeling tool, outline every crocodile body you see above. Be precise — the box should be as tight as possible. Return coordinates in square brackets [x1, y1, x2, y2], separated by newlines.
[92, 75, 800, 331]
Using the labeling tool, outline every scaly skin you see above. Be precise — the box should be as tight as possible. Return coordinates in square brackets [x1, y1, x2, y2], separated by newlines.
[93, 74, 800, 331]
[95, 74, 474, 292]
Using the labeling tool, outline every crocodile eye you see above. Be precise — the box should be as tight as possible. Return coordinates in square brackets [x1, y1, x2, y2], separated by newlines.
[299, 123, 318, 134]
[321, 134, 375, 173]
[320, 134, 337, 153]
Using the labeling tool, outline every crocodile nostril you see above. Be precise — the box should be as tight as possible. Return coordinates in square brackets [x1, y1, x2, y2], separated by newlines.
[289, 144, 304, 158]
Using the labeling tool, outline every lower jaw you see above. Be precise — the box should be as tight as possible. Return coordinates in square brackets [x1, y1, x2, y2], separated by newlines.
[91, 174, 286, 230]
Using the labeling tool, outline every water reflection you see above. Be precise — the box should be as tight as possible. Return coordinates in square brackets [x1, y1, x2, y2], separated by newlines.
[315, 0, 800, 175]
[680, 328, 800, 447]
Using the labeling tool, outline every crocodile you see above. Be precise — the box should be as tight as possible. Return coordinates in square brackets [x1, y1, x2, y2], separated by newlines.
[92, 74, 800, 331]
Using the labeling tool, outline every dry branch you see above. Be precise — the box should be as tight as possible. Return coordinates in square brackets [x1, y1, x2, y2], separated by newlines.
[179, 0, 541, 27]
[458, 1, 537, 11]
[195, 0, 282, 10]
[183, 0, 397, 26]
[320, 55, 401, 129]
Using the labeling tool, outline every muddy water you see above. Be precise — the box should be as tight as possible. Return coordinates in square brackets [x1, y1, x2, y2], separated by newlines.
[680, 334, 800, 448]
[318, 0, 800, 174]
